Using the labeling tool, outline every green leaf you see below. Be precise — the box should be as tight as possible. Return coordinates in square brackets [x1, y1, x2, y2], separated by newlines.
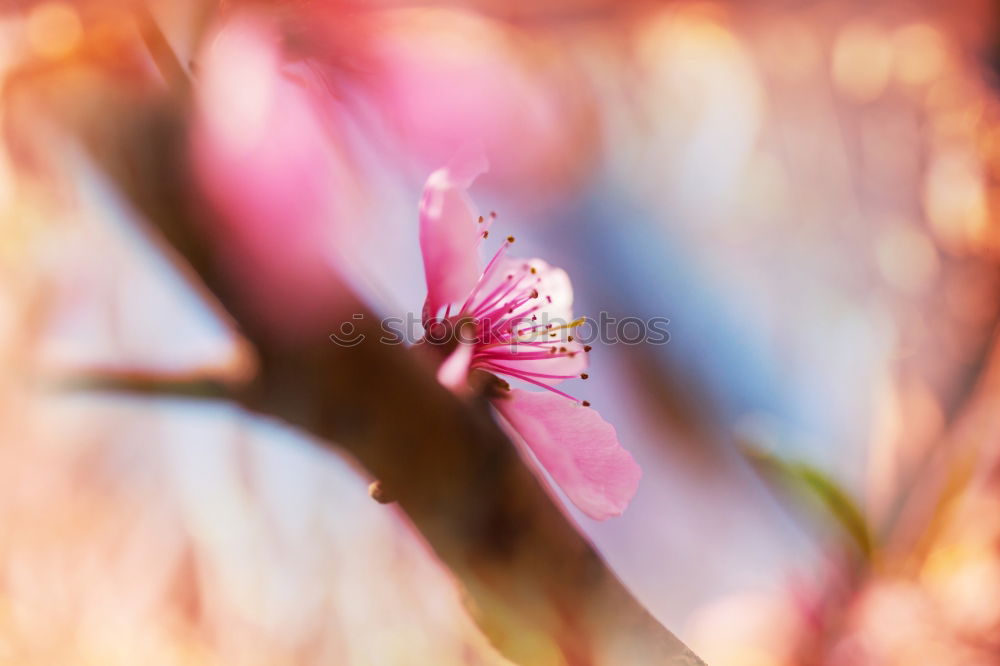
[742, 442, 875, 558]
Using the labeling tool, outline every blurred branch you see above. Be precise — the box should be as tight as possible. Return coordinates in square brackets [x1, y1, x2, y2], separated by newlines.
[54, 372, 235, 401]
[881, 323, 1000, 563]
[134, 2, 192, 92]
[25, 7, 705, 664]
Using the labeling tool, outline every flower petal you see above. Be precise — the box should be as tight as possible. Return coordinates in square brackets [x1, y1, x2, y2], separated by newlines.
[527, 259, 575, 324]
[191, 16, 357, 337]
[470, 257, 574, 324]
[492, 390, 641, 520]
[436, 341, 474, 392]
[419, 147, 489, 321]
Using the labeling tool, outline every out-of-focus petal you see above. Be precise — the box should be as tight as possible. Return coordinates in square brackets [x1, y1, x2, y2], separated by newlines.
[492, 389, 641, 520]
[419, 147, 489, 320]
[191, 16, 360, 338]
[372, 8, 595, 200]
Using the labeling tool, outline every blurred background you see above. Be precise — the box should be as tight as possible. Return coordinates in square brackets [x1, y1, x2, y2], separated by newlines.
[2, 0, 1000, 663]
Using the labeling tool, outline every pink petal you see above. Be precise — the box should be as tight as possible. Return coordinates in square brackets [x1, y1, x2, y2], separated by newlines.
[436, 341, 473, 392]
[371, 9, 593, 196]
[472, 257, 574, 323]
[419, 147, 489, 320]
[190, 16, 356, 338]
[492, 390, 641, 520]
[526, 259, 575, 324]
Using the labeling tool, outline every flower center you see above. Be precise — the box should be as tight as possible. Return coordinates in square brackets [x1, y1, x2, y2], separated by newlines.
[448, 234, 592, 402]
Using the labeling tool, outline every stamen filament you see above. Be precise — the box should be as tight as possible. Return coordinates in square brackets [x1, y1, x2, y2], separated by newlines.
[478, 363, 580, 401]
[459, 241, 511, 314]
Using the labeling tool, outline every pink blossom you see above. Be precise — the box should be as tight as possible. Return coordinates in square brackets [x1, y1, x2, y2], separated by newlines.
[370, 9, 595, 198]
[190, 16, 360, 339]
[418, 151, 641, 520]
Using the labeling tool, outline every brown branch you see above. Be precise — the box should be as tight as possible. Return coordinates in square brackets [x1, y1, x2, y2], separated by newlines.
[134, 2, 192, 93]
